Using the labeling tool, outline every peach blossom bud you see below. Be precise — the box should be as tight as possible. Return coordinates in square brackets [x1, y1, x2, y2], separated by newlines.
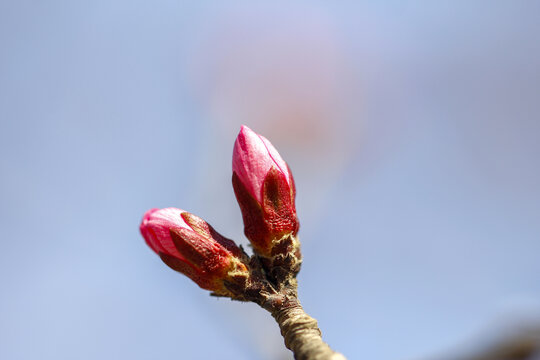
[140, 208, 248, 295]
[232, 126, 299, 256]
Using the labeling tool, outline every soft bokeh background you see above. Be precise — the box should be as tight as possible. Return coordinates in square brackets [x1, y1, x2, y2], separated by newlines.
[1, 1, 539, 359]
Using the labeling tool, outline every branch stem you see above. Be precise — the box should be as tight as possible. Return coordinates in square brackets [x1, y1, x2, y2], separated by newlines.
[270, 298, 346, 360]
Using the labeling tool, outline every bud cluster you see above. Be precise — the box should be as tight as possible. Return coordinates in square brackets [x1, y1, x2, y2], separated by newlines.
[140, 125, 301, 300]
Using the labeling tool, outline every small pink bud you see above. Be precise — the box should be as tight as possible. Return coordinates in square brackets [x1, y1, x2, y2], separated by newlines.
[140, 208, 249, 295]
[232, 126, 299, 256]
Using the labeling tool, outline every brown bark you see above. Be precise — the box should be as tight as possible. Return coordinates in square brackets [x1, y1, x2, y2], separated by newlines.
[270, 298, 346, 360]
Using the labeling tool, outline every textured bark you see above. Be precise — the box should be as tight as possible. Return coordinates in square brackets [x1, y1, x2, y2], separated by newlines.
[270, 298, 346, 360]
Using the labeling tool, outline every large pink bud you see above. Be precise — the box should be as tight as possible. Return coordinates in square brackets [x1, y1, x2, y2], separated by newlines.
[232, 125, 299, 256]
[140, 208, 248, 295]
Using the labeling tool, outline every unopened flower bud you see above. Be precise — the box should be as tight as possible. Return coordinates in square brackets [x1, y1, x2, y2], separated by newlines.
[140, 208, 249, 296]
[232, 125, 299, 257]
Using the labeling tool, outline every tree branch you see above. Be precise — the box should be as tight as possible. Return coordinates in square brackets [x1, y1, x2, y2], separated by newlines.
[269, 297, 346, 360]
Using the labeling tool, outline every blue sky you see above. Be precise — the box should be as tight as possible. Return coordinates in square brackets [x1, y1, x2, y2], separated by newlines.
[1, 2, 539, 359]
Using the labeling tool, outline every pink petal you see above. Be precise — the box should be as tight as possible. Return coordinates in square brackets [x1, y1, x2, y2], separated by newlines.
[139, 207, 190, 259]
[232, 125, 290, 203]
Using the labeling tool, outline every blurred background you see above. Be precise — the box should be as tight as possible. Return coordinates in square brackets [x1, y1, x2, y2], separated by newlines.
[1, 1, 540, 359]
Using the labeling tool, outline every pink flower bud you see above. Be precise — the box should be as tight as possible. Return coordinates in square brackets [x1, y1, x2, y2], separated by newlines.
[140, 208, 249, 295]
[232, 126, 299, 256]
